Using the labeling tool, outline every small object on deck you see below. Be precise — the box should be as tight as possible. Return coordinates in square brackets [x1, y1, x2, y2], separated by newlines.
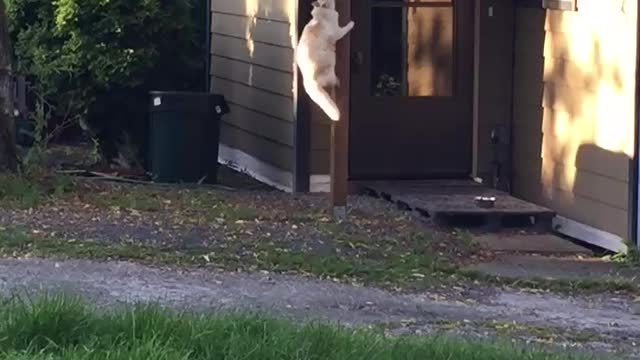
[474, 196, 496, 209]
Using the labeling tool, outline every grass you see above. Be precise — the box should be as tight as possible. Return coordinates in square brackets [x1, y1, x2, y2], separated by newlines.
[0, 157, 634, 295]
[378, 319, 606, 348]
[0, 295, 594, 360]
[0, 227, 449, 286]
[0, 169, 258, 223]
[457, 268, 638, 294]
[0, 227, 636, 295]
[83, 185, 261, 221]
[0, 172, 74, 209]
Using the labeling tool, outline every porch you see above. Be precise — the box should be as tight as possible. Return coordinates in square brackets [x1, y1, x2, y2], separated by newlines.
[356, 180, 555, 233]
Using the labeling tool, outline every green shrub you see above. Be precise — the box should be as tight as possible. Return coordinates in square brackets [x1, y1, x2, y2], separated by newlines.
[7, 0, 205, 163]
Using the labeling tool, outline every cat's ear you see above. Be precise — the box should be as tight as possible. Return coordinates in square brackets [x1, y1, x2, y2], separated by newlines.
[311, 1, 320, 7]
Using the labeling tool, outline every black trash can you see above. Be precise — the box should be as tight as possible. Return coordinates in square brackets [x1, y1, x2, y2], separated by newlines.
[147, 91, 229, 184]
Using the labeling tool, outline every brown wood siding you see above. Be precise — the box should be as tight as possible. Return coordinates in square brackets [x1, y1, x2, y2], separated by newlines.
[512, 0, 638, 238]
[210, 0, 297, 172]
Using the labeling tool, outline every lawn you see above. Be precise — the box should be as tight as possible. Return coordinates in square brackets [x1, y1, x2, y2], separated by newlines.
[0, 295, 590, 360]
[0, 161, 484, 291]
[0, 145, 636, 295]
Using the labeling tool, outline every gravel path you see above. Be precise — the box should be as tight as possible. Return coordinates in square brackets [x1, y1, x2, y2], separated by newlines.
[1, 258, 639, 358]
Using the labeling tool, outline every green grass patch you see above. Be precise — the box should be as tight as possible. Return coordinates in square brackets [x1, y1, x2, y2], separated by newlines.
[0, 227, 637, 295]
[0, 173, 74, 209]
[88, 189, 166, 212]
[85, 186, 260, 221]
[253, 244, 452, 286]
[457, 269, 638, 294]
[0, 227, 190, 265]
[0, 295, 594, 360]
[0, 228, 446, 286]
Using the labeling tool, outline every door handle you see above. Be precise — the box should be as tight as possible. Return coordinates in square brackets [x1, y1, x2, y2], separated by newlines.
[352, 51, 364, 71]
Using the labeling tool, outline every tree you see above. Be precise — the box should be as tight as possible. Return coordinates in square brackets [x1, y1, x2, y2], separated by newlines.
[7, 0, 203, 164]
[0, 0, 17, 172]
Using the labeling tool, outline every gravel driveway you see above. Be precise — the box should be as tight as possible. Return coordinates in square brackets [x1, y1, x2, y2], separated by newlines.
[2, 258, 639, 358]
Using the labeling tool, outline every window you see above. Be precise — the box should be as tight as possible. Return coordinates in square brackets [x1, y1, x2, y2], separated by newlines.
[370, 0, 455, 97]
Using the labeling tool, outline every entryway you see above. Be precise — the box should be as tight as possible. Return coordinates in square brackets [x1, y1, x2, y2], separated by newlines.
[349, 0, 475, 179]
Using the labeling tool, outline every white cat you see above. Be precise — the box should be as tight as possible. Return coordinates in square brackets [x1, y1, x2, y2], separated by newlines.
[296, 0, 354, 121]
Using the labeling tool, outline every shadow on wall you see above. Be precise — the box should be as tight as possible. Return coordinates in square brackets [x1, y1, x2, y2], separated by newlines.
[512, 2, 636, 237]
[409, 6, 453, 96]
[213, 0, 298, 172]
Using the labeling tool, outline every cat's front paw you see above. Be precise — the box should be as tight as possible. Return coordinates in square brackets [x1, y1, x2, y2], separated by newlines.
[347, 21, 355, 29]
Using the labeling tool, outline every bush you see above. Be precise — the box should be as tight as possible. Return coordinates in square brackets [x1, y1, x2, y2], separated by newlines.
[7, 0, 206, 164]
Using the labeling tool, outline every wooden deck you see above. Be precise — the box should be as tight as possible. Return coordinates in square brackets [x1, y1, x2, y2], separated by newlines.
[359, 180, 555, 232]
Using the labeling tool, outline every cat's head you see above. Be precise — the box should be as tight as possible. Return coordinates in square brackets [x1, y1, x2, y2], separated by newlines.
[311, 0, 335, 10]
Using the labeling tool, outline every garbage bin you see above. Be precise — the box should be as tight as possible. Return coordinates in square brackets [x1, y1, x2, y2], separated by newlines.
[14, 112, 34, 147]
[147, 91, 229, 184]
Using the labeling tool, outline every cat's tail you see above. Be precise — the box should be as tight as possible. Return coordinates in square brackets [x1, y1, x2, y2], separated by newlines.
[303, 80, 340, 121]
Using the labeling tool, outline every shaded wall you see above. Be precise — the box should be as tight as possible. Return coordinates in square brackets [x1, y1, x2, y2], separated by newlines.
[474, 0, 515, 188]
[512, 0, 638, 239]
[210, 0, 298, 188]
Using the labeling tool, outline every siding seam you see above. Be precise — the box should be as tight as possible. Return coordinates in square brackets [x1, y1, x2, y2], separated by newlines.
[222, 119, 294, 148]
[223, 101, 294, 124]
[209, 53, 293, 75]
[210, 10, 291, 25]
[210, 32, 293, 50]
[211, 74, 292, 99]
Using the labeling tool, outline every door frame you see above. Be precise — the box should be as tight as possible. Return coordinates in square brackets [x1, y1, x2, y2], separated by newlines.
[348, 0, 476, 180]
[294, 0, 516, 188]
[343, 0, 484, 181]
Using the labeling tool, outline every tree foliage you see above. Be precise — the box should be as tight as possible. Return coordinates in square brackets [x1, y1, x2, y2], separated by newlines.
[6, 0, 205, 162]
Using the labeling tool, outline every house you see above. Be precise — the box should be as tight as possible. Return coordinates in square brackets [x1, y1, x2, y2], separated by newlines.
[207, 0, 639, 252]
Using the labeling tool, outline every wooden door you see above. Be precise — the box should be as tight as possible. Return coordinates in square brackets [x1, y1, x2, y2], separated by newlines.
[349, 0, 475, 179]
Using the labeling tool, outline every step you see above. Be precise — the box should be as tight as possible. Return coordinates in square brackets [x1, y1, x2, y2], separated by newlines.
[360, 180, 555, 232]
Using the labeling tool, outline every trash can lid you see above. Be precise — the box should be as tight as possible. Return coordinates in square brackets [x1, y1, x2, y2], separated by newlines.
[149, 91, 228, 114]
[149, 91, 216, 97]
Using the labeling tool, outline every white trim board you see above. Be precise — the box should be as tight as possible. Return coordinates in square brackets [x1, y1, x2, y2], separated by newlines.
[553, 216, 628, 253]
[218, 144, 331, 194]
[218, 143, 292, 192]
[310, 175, 330, 193]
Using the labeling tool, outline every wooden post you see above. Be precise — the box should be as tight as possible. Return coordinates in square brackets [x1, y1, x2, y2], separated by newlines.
[331, 0, 351, 219]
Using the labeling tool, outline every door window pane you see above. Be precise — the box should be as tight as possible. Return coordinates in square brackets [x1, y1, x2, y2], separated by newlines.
[370, 1, 454, 97]
[371, 6, 404, 97]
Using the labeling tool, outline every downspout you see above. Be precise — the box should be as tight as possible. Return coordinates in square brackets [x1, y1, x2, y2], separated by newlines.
[205, 0, 211, 92]
[631, 0, 640, 248]
[506, 0, 518, 195]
